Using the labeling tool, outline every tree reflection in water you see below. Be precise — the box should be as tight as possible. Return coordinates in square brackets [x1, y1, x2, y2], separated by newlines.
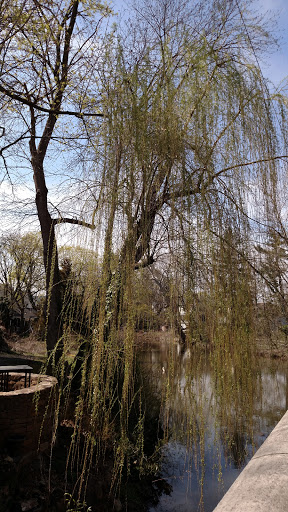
[139, 338, 288, 512]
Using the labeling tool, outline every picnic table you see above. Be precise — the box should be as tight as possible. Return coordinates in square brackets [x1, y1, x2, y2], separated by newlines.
[0, 365, 33, 391]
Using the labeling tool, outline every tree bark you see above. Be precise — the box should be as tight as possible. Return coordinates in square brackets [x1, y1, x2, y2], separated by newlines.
[32, 155, 63, 355]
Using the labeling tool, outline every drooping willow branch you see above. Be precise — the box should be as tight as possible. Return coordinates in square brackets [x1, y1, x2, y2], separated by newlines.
[209, 228, 287, 302]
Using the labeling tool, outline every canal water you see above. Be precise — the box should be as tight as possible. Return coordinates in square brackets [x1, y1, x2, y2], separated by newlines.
[139, 340, 288, 512]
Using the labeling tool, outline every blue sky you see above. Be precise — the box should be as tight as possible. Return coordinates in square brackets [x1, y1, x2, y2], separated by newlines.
[257, 0, 288, 86]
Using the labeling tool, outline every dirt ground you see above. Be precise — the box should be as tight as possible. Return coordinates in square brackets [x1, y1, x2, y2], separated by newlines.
[6, 333, 47, 358]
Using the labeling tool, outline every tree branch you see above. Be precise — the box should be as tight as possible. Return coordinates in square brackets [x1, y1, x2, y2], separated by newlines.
[165, 155, 288, 203]
[53, 217, 96, 230]
[0, 85, 103, 117]
[213, 155, 288, 177]
[134, 254, 155, 270]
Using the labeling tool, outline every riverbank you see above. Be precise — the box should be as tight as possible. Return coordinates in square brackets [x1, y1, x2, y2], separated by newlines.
[255, 336, 288, 360]
[3, 328, 288, 363]
[133, 330, 288, 360]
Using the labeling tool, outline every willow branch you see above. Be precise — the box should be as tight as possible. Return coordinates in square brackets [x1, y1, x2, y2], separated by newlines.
[214, 155, 288, 177]
[53, 218, 95, 229]
[165, 155, 288, 203]
[210, 228, 287, 302]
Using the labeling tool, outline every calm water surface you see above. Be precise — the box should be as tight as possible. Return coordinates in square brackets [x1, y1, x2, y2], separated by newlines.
[139, 341, 288, 512]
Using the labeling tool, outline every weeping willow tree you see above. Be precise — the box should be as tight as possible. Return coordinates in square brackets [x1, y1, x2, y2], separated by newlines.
[1, 0, 288, 505]
[85, 0, 287, 345]
[64, 0, 288, 497]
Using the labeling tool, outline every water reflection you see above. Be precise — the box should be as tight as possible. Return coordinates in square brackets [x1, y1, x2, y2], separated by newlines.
[139, 340, 288, 512]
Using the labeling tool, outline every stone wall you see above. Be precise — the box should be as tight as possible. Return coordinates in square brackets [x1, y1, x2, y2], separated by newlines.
[213, 410, 288, 512]
[0, 373, 58, 457]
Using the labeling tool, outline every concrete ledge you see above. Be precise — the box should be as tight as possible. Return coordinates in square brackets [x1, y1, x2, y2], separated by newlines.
[214, 411, 288, 511]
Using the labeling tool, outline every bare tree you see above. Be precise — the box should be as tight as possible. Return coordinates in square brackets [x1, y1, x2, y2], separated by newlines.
[0, 231, 44, 329]
[0, 0, 110, 356]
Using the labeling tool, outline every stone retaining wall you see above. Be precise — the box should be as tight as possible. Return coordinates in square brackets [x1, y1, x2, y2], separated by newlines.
[0, 373, 58, 457]
[213, 410, 288, 512]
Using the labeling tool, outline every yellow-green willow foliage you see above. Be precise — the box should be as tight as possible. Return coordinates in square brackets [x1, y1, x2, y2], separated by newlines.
[57, 0, 288, 499]
[209, 228, 257, 449]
